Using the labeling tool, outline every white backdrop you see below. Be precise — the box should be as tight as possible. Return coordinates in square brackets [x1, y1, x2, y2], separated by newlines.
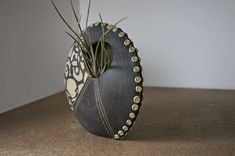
[80, 0, 235, 89]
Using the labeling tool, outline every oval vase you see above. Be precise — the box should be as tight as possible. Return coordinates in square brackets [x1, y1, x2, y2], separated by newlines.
[64, 23, 143, 140]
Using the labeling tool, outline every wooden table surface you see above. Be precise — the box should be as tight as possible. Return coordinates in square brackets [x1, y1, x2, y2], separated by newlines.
[0, 87, 235, 156]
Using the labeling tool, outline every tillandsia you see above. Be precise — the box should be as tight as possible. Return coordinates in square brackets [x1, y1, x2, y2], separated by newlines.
[51, 0, 127, 78]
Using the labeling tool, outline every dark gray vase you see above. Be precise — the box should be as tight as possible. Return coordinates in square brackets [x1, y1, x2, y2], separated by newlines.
[64, 22, 143, 140]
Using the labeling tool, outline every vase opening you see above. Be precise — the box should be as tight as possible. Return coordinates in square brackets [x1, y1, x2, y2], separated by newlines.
[86, 41, 112, 78]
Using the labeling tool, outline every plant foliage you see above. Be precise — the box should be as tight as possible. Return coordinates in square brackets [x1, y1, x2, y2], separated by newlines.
[51, 0, 127, 78]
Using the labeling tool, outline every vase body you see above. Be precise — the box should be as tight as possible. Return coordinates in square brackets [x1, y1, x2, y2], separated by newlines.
[64, 23, 143, 139]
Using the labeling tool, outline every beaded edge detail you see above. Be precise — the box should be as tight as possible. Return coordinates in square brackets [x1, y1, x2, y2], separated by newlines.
[90, 22, 143, 140]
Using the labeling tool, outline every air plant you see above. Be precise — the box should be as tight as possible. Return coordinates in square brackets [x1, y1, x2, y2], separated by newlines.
[51, 0, 127, 78]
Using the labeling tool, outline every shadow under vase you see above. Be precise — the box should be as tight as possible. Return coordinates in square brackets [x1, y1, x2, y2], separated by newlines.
[125, 87, 235, 142]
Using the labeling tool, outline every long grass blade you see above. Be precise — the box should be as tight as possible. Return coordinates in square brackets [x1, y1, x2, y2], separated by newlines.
[65, 31, 92, 61]
[66, 31, 95, 77]
[99, 16, 128, 39]
[51, 0, 89, 50]
[70, 0, 79, 23]
[85, 0, 96, 76]
[51, 0, 77, 38]
[98, 12, 105, 73]
[94, 16, 128, 74]
[70, 0, 89, 49]
[65, 31, 81, 47]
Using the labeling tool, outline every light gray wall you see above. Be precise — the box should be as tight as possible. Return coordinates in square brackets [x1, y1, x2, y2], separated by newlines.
[1, 0, 235, 113]
[0, 0, 77, 113]
[80, 0, 235, 89]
